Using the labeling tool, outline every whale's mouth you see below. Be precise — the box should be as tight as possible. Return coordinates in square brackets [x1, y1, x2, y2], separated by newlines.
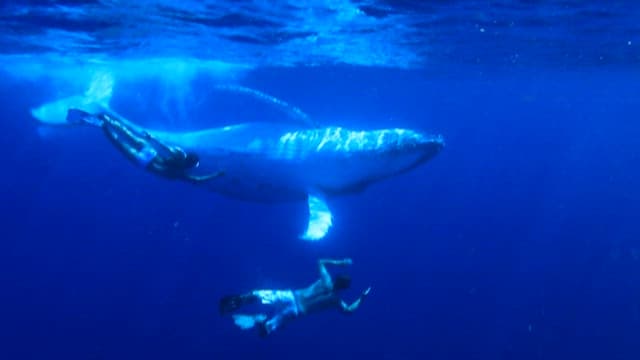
[420, 134, 445, 151]
[394, 133, 444, 155]
[388, 134, 444, 175]
[414, 135, 444, 163]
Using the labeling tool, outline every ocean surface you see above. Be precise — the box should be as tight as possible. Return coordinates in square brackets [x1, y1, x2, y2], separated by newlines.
[1, 1, 639, 359]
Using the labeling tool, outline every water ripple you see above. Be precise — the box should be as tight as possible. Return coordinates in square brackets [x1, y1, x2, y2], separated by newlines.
[0, 0, 638, 72]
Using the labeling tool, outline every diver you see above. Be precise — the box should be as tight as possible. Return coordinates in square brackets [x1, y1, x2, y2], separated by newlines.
[66, 108, 223, 183]
[219, 258, 372, 337]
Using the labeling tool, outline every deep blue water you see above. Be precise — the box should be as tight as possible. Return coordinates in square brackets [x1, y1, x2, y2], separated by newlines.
[1, 1, 640, 360]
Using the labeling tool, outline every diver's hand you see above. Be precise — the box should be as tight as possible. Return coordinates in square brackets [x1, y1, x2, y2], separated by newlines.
[342, 258, 353, 265]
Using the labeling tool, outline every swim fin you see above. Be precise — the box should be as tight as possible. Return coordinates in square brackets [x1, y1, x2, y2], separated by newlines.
[219, 294, 259, 315]
[232, 313, 267, 330]
[66, 108, 103, 126]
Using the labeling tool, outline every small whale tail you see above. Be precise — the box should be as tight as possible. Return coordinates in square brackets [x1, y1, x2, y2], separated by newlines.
[30, 71, 114, 126]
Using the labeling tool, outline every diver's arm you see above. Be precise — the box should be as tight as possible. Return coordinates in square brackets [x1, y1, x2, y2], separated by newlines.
[318, 258, 352, 285]
[340, 286, 372, 314]
[185, 171, 225, 183]
[319, 258, 353, 266]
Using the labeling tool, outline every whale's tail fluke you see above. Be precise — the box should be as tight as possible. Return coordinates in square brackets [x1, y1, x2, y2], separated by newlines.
[30, 71, 114, 126]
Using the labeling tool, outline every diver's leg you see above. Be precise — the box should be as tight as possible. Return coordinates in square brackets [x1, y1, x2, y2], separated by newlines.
[142, 132, 185, 158]
[259, 306, 298, 337]
[250, 290, 299, 337]
[66, 109, 104, 126]
[101, 115, 147, 147]
[101, 113, 198, 174]
[101, 120, 158, 168]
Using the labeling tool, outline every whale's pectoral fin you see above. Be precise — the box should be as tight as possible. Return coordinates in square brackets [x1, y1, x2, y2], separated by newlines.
[300, 193, 333, 241]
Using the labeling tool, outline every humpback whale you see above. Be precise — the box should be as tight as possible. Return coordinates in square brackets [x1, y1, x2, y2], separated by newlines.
[31, 77, 444, 241]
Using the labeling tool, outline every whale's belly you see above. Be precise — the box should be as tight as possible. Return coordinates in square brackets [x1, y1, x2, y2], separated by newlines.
[191, 145, 432, 202]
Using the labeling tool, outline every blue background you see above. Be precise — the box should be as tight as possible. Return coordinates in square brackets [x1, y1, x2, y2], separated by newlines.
[1, 64, 639, 359]
[3, 1, 640, 358]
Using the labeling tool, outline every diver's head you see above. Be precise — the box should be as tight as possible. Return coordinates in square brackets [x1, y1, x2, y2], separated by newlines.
[333, 274, 352, 291]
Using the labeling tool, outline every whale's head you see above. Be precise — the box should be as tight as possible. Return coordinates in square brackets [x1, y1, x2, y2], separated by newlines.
[397, 130, 444, 167]
[372, 128, 444, 176]
[310, 127, 444, 195]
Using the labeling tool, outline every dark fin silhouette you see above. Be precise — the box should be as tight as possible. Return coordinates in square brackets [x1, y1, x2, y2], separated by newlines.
[219, 294, 259, 315]
[257, 320, 269, 338]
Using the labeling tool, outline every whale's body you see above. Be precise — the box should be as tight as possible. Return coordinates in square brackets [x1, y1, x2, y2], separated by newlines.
[149, 123, 444, 203]
[30, 79, 444, 240]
